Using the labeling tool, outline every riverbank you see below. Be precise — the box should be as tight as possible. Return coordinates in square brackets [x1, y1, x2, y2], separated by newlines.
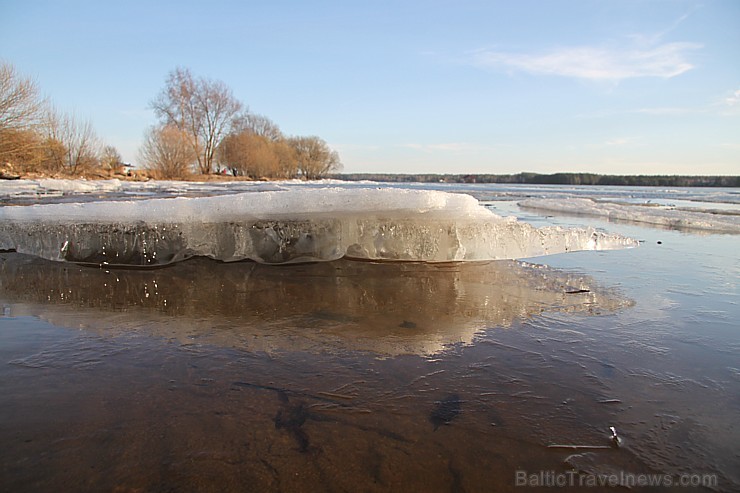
[0, 162, 273, 183]
[4, 162, 739, 188]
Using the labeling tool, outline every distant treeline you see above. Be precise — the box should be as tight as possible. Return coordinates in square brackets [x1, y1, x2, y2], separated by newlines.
[333, 172, 740, 187]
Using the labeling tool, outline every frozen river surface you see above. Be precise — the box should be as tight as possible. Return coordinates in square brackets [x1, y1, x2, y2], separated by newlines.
[0, 180, 737, 492]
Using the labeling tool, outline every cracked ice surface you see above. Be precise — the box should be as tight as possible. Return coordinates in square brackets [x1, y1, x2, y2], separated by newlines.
[0, 188, 638, 266]
[519, 197, 740, 233]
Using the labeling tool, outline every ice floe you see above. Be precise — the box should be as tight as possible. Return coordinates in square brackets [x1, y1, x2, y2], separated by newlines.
[519, 197, 740, 233]
[0, 188, 638, 266]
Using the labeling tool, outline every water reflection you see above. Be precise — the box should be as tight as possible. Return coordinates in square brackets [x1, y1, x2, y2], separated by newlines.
[3, 251, 733, 492]
[0, 253, 630, 356]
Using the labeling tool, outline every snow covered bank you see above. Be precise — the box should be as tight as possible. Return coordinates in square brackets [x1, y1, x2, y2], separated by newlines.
[0, 188, 638, 266]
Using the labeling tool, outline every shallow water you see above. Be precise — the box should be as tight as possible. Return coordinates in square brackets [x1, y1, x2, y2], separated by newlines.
[1, 183, 738, 492]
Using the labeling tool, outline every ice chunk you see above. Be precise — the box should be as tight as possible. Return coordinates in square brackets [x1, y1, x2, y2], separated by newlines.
[520, 197, 740, 233]
[0, 178, 288, 205]
[35, 178, 124, 194]
[0, 188, 638, 266]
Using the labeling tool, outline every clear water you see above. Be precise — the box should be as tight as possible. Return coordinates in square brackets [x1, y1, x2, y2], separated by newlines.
[0, 183, 737, 492]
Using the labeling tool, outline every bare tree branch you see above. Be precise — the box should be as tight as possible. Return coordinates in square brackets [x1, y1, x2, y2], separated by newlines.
[150, 67, 242, 174]
[100, 145, 123, 171]
[44, 108, 101, 174]
[0, 62, 48, 167]
[0, 62, 45, 132]
[233, 112, 284, 142]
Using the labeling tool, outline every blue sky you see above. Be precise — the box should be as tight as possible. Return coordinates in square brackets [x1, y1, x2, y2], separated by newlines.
[1, 0, 738, 175]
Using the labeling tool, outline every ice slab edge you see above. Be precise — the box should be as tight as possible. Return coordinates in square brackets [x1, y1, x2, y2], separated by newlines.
[0, 188, 639, 266]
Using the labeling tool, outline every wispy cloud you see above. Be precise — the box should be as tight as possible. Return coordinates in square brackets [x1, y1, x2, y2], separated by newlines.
[577, 89, 740, 120]
[627, 10, 694, 46]
[724, 89, 740, 107]
[469, 12, 702, 82]
[709, 88, 740, 116]
[471, 42, 701, 81]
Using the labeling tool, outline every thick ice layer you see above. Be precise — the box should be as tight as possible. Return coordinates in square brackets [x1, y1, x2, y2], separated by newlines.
[519, 197, 740, 233]
[0, 188, 638, 266]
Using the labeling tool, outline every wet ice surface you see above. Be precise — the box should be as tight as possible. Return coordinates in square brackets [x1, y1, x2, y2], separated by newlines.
[1, 181, 739, 492]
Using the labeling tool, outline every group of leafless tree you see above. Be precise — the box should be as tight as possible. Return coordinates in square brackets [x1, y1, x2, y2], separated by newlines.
[0, 62, 122, 177]
[142, 67, 341, 179]
[1, 62, 341, 180]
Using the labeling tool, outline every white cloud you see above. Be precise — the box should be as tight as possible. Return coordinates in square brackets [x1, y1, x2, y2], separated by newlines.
[627, 10, 693, 46]
[471, 42, 701, 81]
[724, 89, 740, 107]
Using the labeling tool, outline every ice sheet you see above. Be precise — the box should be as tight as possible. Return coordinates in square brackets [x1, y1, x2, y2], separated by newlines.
[519, 197, 740, 233]
[0, 178, 288, 205]
[0, 188, 638, 266]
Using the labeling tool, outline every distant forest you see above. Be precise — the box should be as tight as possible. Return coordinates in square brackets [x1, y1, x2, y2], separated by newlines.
[333, 172, 740, 188]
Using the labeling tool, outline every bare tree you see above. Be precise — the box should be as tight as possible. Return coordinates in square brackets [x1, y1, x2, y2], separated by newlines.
[40, 136, 67, 173]
[139, 125, 195, 179]
[233, 112, 283, 142]
[44, 109, 101, 174]
[289, 136, 342, 180]
[100, 145, 123, 172]
[150, 67, 242, 174]
[0, 62, 46, 167]
[0, 62, 44, 132]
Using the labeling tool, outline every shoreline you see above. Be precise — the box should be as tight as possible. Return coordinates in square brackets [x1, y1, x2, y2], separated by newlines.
[2, 170, 739, 187]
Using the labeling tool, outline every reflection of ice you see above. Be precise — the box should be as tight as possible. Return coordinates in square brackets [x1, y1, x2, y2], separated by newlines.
[0, 188, 638, 266]
[0, 253, 632, 356]
[519, 197, 740, 233]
